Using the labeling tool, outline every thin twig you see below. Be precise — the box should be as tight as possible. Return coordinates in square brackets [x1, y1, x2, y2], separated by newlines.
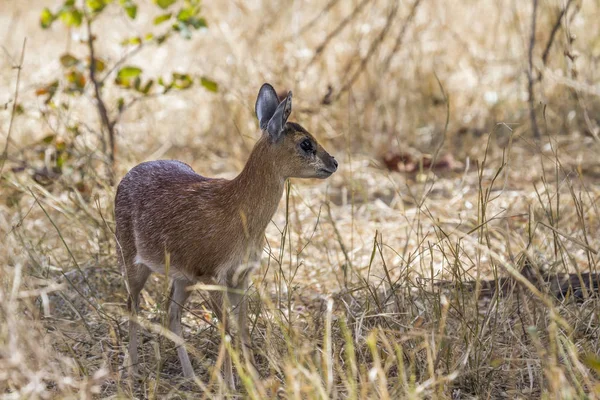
[114, 92, 162, 122]
[0, 38, 26, 177]
[307, 0, 372, 67]
[297, 0, 340, 37]
[99, 42, 144, 85]
[541, 0, 573, 67]
[332, 1, 399, 102]
[380, 0, 422, 74]
[527, 0, 540, 139]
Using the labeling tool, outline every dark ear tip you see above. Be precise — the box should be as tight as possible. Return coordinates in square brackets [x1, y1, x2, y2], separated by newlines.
[287, 90, 293, 98]
[260, 83, 275, 92]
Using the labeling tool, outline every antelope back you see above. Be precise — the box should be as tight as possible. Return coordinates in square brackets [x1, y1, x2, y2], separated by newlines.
[115, 161, 256, 281]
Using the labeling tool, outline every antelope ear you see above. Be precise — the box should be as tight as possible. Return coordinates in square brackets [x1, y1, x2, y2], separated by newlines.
[255, 83, 280, 131]
[266, 91, 292, 141]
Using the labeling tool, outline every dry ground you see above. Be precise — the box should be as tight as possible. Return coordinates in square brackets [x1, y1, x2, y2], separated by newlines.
[1, 0, 600, 398]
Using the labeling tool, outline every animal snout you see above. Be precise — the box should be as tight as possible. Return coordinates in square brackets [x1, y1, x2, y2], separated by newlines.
[331, 158, 339, 171]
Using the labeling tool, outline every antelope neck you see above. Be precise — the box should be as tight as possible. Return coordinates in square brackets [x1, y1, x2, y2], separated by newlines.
[228, 135, 286, 236]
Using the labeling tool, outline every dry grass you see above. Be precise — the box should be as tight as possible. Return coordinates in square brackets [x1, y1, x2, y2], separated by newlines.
[1, 0, 600, 398]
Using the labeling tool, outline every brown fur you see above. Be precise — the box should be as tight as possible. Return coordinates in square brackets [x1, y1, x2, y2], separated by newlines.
[115, 86, 337, 387]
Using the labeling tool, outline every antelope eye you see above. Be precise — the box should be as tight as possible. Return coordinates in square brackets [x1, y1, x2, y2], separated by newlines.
[300, 139, 313, 152]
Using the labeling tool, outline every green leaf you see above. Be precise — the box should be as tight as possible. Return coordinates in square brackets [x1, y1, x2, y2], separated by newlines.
[153, 13, 172, 25]
[117, 66, 142, 79]
[86, 0, 107, 13]
[155, 34, 169, 44]
[140, 79, 154, 94]
[176, 8, 194, 22]
[117, 97, 125, 112]
[155, 0, 176, 10]
[172, 73, 193, 90]
[42, 134, 56, 144]
[116, 66, 143, 87]
[177, 7, 207, 30]
[91, 57, 106, 72]
[65, 70, 86, 92]
[200, 77, 218, 93]
[60, 53, 79, 68]
[175, 2, 207, 31]
[56, 151, 69, 170]
[121, 36, 142, 46]
[67, 125, 81, 137]
[40, 8, 55, 29]
[189, 17, 207, 29]
[59, 8, 83, 27]
[125, 4, 137, 18]
[158, 77, 173, 93]
[120, 0, 138, 19]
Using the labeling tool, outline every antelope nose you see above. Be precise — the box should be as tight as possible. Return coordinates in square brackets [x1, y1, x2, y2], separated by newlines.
[332, 158, 338, 171]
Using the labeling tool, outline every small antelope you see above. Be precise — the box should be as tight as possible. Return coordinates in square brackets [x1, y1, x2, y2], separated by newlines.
[115, 83, 338, 387]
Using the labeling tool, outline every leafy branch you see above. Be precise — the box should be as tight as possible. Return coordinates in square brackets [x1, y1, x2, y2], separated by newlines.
[37, 0, 218, 183]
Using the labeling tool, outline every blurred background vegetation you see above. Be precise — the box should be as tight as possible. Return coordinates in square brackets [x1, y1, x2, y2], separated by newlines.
[1, 0, 599, 398]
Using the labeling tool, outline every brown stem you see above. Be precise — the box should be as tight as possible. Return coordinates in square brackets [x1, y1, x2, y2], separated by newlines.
[86, 16, 116, 184]
[541, 0, 573, 67]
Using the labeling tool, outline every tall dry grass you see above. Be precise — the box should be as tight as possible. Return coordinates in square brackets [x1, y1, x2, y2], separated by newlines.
[1, 0, 600, 398]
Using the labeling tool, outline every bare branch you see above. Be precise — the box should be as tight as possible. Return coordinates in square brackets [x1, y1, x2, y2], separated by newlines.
[380, 0, 422, 75]
[297, 0, 340, 37]
[85, 16, 116, 183]
[307, 0, 372, 67]
[333, 1, 399, 102]
[541, 0, 574, 67]
[0, 38, 26, 177]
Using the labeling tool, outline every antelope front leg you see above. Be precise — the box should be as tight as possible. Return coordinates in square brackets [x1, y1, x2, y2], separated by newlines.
[230, 278, 254, 362]
[209, 290, 236, 389]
